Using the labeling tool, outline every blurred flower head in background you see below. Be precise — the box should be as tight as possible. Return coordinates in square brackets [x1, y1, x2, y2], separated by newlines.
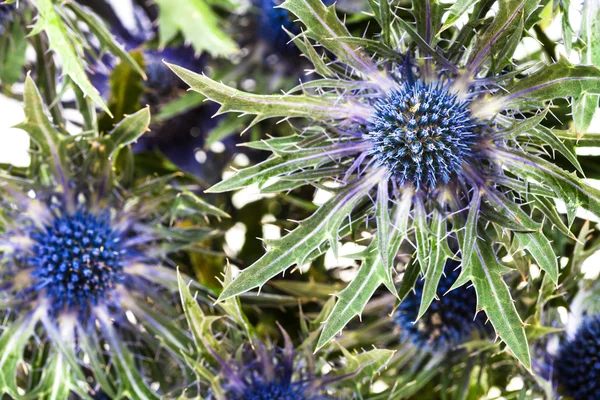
[394, 260, 489, 351]
[553, 314, 600, 399]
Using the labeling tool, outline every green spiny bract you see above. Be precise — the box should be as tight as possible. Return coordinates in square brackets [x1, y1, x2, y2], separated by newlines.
[168, 0, 600, 369]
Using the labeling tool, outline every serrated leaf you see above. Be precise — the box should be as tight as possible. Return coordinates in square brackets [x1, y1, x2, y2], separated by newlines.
[338, 347, 395, 381]
[218, 170, 383, 301]
[572, 0, 600, 134]
[30, 0, 110, 115]
[208, 142, 368, 193]
[168, 63, 370, 129]
[466, 0, 535, 74]
[153, 0, 237, 57]
[281, 0, 393, 91]
[178, 271, 220, 354]
[470, 240, 531, 369]
[66, 2, 145, 79]
[376, 181, 391, 272]
[441, 0, 480, 32]
[105, 107, 150, 158]
[15, 75, 71, 194]
[499, 148, 600, 226]
[317, 248, 391, 350]
[317, 194, 411, 349]
[502, 58, 600, 105]
[417, 204, 451, 320]
[514, 231, 558, 283]
[414, 194, 429, 274]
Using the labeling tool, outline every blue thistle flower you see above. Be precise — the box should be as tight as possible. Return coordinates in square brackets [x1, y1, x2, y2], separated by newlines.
[394, 260, 488, 351]
[0, 76, 223, 397]
[366, 79, 481, 190]
[553, 315, 600, 399]
[214, 332, 332, 400]
[25, 209, 125, 314]
[170, 0, 600, 366]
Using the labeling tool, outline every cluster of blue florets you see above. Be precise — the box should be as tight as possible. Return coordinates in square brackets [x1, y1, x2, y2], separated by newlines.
[220, 343, 328, 400]
[232, 378, 309, 400]
[366, 80, 480, 190]
[554, 314, 600, 399]
[394, 260, 488, 351]
[27, 209, 125, 313]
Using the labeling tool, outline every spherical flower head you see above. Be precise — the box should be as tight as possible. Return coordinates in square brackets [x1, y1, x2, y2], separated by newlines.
[394, 260, 487, 351]
[366, 80, 480, 190]
[26, 209, 125, 314]
[216, 337, 330, 400]
[554, 315, 600, 399]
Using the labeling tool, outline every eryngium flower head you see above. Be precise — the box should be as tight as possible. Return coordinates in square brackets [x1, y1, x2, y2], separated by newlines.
[215, 333, 331, 400]
[394, 260, 488, 351]
[366, 80, 480, 189]
[0, 76, 223, 397]
[170, 0, 600, 366]
[26, 209, 125, 313]
[554, 315, 600, 399]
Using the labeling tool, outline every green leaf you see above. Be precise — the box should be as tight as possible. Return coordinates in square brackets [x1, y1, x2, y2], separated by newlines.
[317, 247, 391, 350]
[414, 194, 430, 274]
[15, 75, 71, 193]
[499, 148, 600, 226]
[23, 353, 71, 400]
[207, 142, 368, 193]
[98, 50, 146, 132]
[317, 193, 411, 349]
[417, 203, 451, 320]
[168, 63, 370, 128]
[412, 0, 443, 44]
[338, 347, 395, 381]
[441, 0, 480, 32]
[0, 313, 38, 397]
[0, 17, 27, 85]
[502, 57, 600, 105]
[514, 231, 558, 283]
[65, 2, 146, 79]
[218, 170, 383, 301]
[178, 271, 221, 354]
[572, 0, 600, 134]
[105, 107, 151, 158]
[281, 0, 394, 91]
[466, 0, 537, 74]
[101, 321, 159, 400]
[375, 181, 391, 273]
[30, 0, 110, 115]
[469, 240, 531, 369]
[153, 0, 237, 57]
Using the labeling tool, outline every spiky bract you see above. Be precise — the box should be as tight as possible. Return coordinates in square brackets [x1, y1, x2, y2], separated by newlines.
[554, 315, 600, 399]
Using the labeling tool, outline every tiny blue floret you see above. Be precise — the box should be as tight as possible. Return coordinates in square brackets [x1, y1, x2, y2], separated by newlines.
[366, 80, 480, 190]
